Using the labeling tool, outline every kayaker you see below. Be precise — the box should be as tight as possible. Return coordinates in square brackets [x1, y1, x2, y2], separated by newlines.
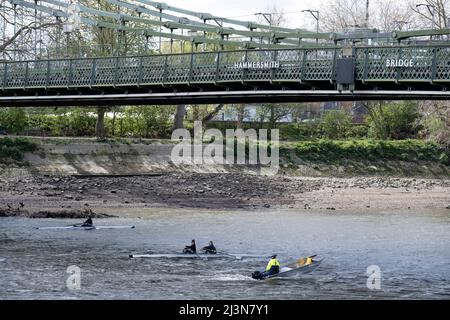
[183, 239, 197, 254]
[202, 241, 217, 254]
[261, 254, 280, 277]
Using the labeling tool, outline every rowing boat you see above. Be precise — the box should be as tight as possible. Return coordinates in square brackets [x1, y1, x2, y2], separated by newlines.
[37, 225, 136, 230]
[129, 253, 269, 260]
[267, 257, 323, 278]
[252, 255, 323, 280]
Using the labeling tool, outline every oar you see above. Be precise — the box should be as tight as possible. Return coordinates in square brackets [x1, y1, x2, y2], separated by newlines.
[182, 248, 207, 260]
[215, 251, 241, 259]
[195, 253, 208, 260]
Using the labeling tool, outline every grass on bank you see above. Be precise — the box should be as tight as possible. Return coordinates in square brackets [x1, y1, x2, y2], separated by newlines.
[1, 136, 449, 168]
[290, 139, 449, 164]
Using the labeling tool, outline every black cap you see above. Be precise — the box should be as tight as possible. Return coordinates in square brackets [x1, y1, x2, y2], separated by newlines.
[271, 254, 277, 259]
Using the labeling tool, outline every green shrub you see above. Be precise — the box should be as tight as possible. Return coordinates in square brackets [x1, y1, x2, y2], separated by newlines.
[205, 120, 366, 141]
[292, 139, 448, 164]
[366, 102, 420, 140]
[344, 125, 368, 139]
[321, 110, 352, 139]
[0, 108, 28, 133]
[0, 137, 37, 162]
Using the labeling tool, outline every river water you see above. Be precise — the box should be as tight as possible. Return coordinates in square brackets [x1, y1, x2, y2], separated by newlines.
[0, 209, 449, 299]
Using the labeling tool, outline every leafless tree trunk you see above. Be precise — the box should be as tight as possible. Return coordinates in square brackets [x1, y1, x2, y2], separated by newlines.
[173, 104, 186, 130]
[96, 107, 107, 138]
[236, 104, 245, 129]
[111, 109, 117, 136]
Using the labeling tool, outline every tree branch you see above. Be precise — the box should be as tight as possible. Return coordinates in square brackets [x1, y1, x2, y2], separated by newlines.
[201, 104, 224, 123]
[0, 21, 59, 53]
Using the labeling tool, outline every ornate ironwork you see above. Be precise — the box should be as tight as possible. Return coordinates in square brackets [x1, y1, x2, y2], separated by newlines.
[1, 45, 450, 92]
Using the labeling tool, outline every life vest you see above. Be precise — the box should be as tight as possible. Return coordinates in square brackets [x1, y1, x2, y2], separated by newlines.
[265, 258, 280, 272]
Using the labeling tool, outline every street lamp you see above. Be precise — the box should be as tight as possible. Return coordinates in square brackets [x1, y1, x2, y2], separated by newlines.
[254, 12, 273, 26]
[63, 23, 73, 57]
[302, 9, 320, 44]
[416, 3, 436, 29]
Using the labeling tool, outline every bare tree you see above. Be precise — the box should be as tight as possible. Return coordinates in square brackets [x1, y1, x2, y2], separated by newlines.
[419, 101, 450, 149]
[374, 0, 418, 31]
[254, 4, 287, 28]
[321, 0, 367, 31]
[0, 0, 59, 59]
[320, 0, 420, 32]
[409, 0, 449, 29]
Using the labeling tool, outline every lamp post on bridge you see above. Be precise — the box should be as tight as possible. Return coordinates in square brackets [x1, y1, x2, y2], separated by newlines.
[416, 3, 436, 35]
[302, 9, 320, 45]
[255, 13, 273, 44]
[254, 12, 273, 26]
[63, 23, 73, 58]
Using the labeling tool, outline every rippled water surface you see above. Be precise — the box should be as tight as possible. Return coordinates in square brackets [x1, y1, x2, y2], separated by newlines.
[0, 209, 449, 299]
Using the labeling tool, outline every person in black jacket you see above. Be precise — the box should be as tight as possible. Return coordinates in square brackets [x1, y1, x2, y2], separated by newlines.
[202, 241, 217, 254]
[81, 217, 93, 227]
[73, 217, 93, 227]
[183, 239, 196, 254]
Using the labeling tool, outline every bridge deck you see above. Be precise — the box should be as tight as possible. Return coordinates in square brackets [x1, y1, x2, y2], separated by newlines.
[1, 45, 450, 106]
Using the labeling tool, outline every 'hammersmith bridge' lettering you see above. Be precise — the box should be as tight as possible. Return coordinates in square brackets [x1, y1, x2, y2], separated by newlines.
[234, 61, 280, 69]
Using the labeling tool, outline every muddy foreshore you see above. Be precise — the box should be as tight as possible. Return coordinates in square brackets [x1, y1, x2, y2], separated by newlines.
[1, 171, 449, 218]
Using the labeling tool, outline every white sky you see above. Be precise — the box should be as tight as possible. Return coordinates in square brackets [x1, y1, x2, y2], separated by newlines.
[164, 0, 326, 30]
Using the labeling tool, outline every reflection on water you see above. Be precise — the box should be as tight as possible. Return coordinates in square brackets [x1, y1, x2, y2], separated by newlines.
[0, 209, 449, 299]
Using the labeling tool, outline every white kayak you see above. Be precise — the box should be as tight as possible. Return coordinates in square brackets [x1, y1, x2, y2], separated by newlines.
[37, 225, 136, 230]
[0, 258, 6, 262]
[129, 253, 269, 260]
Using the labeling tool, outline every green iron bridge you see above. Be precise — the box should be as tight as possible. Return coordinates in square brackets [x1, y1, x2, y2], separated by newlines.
[1, 44, 450, 106]
[2, 0, 450, 106]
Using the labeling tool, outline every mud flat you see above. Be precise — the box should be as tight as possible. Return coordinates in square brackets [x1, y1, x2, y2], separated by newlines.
[1, 171, 449, 217]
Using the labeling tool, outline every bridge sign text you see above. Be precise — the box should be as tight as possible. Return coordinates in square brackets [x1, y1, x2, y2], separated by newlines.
[234, 61, 280, 69]
[386, 59, 416, 68]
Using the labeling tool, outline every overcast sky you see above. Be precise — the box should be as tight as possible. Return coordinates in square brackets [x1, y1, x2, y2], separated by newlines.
[164, 0, 326, 30]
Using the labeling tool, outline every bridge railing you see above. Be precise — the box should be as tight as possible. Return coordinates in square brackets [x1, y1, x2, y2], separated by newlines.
[1, 45, 450, 91]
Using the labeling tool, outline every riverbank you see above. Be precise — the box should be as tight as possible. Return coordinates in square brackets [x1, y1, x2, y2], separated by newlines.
[1, 136, 450, 177]
[1, 171, 449, 217]
[1, 137, 449, 217]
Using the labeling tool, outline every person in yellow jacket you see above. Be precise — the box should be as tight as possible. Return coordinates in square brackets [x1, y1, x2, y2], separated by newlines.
[261, 254, 280, 278]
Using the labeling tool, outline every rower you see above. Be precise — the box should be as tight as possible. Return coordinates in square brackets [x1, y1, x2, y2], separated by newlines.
[183, 239, 196, 254]
[262, 254, 280, 277]
[77, 217, 93, 227]
[202, 241, 217, 254]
